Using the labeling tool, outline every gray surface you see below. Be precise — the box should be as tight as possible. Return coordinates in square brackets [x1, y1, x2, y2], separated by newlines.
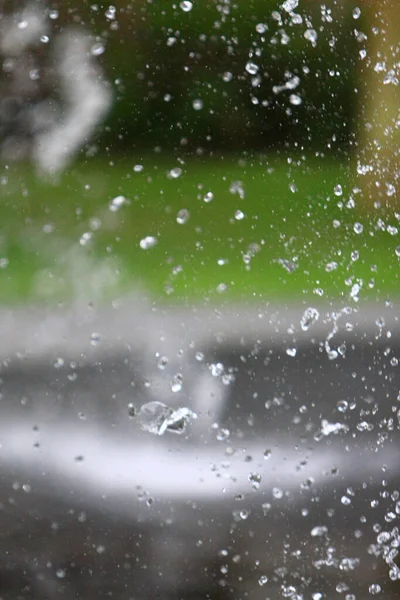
[0, 300, 399, 599]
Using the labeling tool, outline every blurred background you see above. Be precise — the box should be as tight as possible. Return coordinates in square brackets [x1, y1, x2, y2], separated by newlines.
[0, 0, 398, 308]
[0, 3, 400, 600]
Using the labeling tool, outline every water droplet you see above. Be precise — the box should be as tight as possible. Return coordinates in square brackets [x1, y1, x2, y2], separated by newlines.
[222, 71, 233, 82]
[304, 28, 318, 46]
[249, 472, 262, 489]
[91, 42, 105, 56]
[210, 362, 224, 377]
[234, 210, 245, 220]
[171, 373, 183, 393]
[311, 525, 328, 537]
[192, 98, 203, 110]
[54, 357, 64, 369]
[80, 232, 92, 246]
[369, 584, 381, 595]
[203, 191, 214, 203]
[90, 332, 101, 346]
[256, 23, 268, 34]
[352, 7, 361, 19]
[289, 94, 302, 105]
[168, 167, 182, 179]
[325, 261, 338, 272]
[56, 569, 66, 579]
[353, 222, 363, 234]
[109, 195, 127, 212]
[281, 0, 299, 11]
[137, 401, 197, 436]
[133, 164, 144, 172]
[105, 5, 116, 20]
[264, 449, 272, 460]
[301, 307, 319, 331]
[258, 575, 269, 586]
[278, 258, 298, 272]
[245, 61, 259, 75]
[179, 0, 193, 12]
[216, 428, 230, 441]
[176, 208, 190, 224]
[337, 400, 348, 413]
[157, 356, 168, 370]
[139, 236, 158, 250]
[334, 184, 343, 196]
[273, 487, 283, 499]
[286, 347, 297, 357]
[128, 403, 136, 418]
[341, 495, 351, 506]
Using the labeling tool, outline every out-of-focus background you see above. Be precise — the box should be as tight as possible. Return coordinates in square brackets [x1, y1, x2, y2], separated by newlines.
[0, 0, 398, 308]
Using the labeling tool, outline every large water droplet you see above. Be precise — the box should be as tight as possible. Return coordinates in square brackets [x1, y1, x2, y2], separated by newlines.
[109, 195, 127, 212]
[176, 208, 190, 224]
[139, 236, 158, 250]
[245, 61, 259, 75]
[137, 401, 197, 435]
[301, 307, 319, 331]
[179, 0, 193, 12]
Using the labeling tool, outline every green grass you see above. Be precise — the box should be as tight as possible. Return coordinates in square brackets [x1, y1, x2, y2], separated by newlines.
[0, 153, 398, 307]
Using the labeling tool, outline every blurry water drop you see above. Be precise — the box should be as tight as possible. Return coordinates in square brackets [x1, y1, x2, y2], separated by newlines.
[90, 332, 101, 346]
[311, 525, 328, 537]
[281, 0, 299, 12]
[264, 449, 272, 460]
[278, 258, 298, 272]
[137, 401, 197, 435]
[203, 191, 214, 203]
[91, 42, 105, 56]
[80, 232, 92, 246]
[222, 71, 233, 82]
[176, 208, 190, 224]
[139, 236, 158, 250]
[286, 347, 297, 357]
[179, 1, 193, 12]
[304, 28, 318, 46]
[353, 222, 363, 234]
[235, 210, 245, 221]
[127, 403, 136, 418]
[368, 584, 381, 595]
[157, 356, 168, 370]
[56, 569, 66, 579]
[192, 98, 203, 110]
[301, 307, 319, 331]
[352, 7, 361, 19]
[216, 428, 230, 441]
[395, 246, 400, 257]
[289, 93, 302, 105]
[334, 184, 343, 196]
[337, 400, 348, 413]
[105, 5, 116, 20]
[249, 472, 262, 489]
[171, 373, 183, 393]
[245, 61, 259, 75]
[256, 23, 268, 34]
[258, 575, 269, 586]
[169, 167, 182, 179]
[109, 195, 127, 212]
